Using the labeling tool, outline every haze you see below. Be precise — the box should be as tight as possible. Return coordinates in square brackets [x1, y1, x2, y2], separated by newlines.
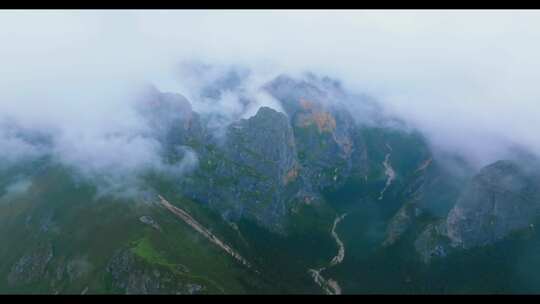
[0, 9, 538, 192]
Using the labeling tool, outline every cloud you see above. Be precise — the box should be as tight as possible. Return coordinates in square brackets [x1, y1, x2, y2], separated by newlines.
[1, 178, 33, 200]
[0, 9, 539, 188]
[134, 10, 540, 167]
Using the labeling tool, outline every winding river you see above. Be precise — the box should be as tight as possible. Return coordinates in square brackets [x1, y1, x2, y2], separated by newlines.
[378, 144, 396, 201]
[308, 213, 348, 295]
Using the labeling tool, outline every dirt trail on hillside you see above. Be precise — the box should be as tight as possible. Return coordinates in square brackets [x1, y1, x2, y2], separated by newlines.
[157, 195, 252, 269]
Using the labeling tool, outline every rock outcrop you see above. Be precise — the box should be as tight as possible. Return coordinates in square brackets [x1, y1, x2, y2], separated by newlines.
[106, 249, 204, 294]
[411, 159, 540, 263]
[414, 221, 451, 264]
[265, 75, 365, 190]
[182, 106, 304, 232]
[383, 157, 467, 247]
[8, 243, 54, 286]
[446, 160, 540, 249]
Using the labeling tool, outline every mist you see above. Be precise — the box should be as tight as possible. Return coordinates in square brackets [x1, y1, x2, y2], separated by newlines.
[1, 9, 539, 194]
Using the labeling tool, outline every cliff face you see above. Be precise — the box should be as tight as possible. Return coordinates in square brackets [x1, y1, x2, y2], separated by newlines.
[292, 103, 357, 190]
[139, 75, 540, 255]
[446, 160, 540, 249]
[206, 106, 303, 232]
[383, 157, 468, 248]
[175, 75, 367, 232]
[265, 76, 364, 190]
[408, 159, 540, 263]
[174, 74, 439, 233]
[223, 106, 298, 190]
[137, 86, 208, 154]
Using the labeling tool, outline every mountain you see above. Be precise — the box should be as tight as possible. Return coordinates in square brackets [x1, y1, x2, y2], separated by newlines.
[2, 72, 540, 294]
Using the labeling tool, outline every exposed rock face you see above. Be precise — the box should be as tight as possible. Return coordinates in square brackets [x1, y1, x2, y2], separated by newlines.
[106, 250, 203, 295]
[409, 159, 540, 263]
[8, 243, 54, 286]
[178, 75, 441, 234]
[264, 74, 339, 116]
[50, 256, 93, 285]
[217, 107, 301, 230]
[383, 202, 422, 247]
[137, 87, 208, 157]
[414, 221, 450, 264]
[138, 74, 503, 252]
[182, 106, 304, 232]
[223, 107, 298, 187]
[293, 104, 357, 189]
[147, 75, 465, 239]
[265, 75, 362, 190]
[66, 257, 92, 282]
[446, 160, 540, 249]
[383, 156, 468, 248]
[139, 216, 161, 231]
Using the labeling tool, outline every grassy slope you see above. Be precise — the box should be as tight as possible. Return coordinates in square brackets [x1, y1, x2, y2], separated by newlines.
[0, 165, 264, 294]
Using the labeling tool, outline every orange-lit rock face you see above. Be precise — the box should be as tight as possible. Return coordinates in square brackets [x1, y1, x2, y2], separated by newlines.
[297, 98, 337, 133]
[312, 111, 336, 133]
[297, 111, 337, 133]
[299, 98, 316, 111]
[283, 164, 299, 185]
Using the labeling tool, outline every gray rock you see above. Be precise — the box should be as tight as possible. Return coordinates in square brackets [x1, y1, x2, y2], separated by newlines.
[106, 249, 203, 294]
[414, 221, 450, 264]
[39, 212, 57, 233]
[182, 106, 303, 233]
[66, 257, 92, 282]
[265, 75, 360, 189]
[446, 160, 540, 249]
[383, 202, 420, 247]
[384, 157, 468, 247]
[139, 216, 161, 231]
[136, 86, 209, 160]
[219, 106, 302, 230]
[8, 242, 54, 286]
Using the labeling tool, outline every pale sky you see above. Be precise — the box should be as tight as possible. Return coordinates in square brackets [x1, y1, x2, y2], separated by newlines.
[0, 9, 539, 177]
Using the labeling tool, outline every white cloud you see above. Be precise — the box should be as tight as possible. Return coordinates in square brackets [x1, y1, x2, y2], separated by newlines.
[0, 9, 539, 178]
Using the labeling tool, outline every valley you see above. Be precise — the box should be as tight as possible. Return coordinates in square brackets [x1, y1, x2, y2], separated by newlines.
[308, 213, 348, 295]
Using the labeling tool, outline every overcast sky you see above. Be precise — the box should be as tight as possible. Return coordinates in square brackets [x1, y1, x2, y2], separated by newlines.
[0, 9, 539, 178]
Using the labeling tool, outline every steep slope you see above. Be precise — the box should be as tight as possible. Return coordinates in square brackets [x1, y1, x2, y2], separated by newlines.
[383, 156, 470, 247]
[265, 75, 365, 191]
[446, 160, 540, 249]
[180, 106, 307, 233]
[5, 71, 540, 294]
[410, 159, 540, 263]
[0, 163, 264, 294]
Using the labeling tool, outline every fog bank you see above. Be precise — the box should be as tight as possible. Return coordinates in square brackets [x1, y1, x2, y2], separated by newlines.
[1, 10, 539, 189]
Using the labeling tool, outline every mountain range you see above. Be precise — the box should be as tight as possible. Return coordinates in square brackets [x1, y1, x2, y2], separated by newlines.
[1, 72, 540, 294]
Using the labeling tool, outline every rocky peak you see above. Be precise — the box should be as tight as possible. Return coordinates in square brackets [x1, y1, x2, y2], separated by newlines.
[138, 87, 194, 129]
[136, 87, 207, 158]
[264, 74, 341, 118]
[181, 106, 303, 233]
[446, 160, 540, 249]
[224, 106, 298, 183]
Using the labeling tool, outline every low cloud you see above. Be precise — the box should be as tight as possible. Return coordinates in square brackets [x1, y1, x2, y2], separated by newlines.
[0, 10, 539, 194]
